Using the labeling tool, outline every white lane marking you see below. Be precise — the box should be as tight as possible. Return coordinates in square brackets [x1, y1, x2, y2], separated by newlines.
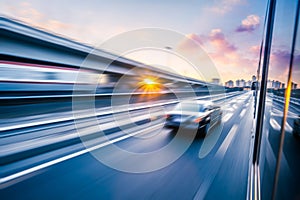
[0, 110, 163, 154]
[223, 106, 234, 112]
[0, 123, 163, 188]
[194, 125, 238, 199]
[270, 118, 281, 131]
[230, 99, 237, 103]
[239, 109, 246, 118]
[273, 108, 282, 113]
[285, 122, 293, 132]
[216, 125, 238, 157]
[222, 113, 233, 122]
[270, 118, 293, 132]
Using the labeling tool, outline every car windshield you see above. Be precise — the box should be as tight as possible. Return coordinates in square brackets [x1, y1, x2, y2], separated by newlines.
[174, 103, 206, 112]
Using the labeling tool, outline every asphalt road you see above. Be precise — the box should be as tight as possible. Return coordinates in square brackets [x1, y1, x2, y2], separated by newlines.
[1, 92, 258, 199]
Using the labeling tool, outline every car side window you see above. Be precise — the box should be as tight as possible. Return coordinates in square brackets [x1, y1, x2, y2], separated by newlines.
[203, 106, 212, 112]
[201, 107, 208, 112]
[213, 106, 219, 111]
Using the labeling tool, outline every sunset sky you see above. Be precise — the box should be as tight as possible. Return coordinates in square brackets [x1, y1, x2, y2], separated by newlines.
[0, 0, 299, 84]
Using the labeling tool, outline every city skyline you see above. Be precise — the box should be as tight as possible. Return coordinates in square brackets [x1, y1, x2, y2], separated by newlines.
[224, 76, 298, 89]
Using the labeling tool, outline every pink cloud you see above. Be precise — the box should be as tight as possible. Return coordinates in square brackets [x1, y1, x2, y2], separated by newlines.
[187, 33, 204, 45]
[269, 50, 300, 83]
[208, 50, 257, 82]
[209, 29, 237, 53]
[236, 15, 260, 33]
[177, 33, 205, 51]
[177, 29, 258, 82]
[209, 32, 257, 81]
[249, 45, 261, 54]
[4, 2, 72, 35]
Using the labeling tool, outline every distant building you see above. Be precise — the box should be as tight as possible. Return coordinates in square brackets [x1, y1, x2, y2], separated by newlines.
[236, 79, 241, 87]
[247, 80, 252, 87]
[267, 80, 272, 88]
[211, 78, 220, 85]
[240, 79, 246, 87]
[225, 80, 234, 88]
[274, 81, 281, 89]
[292, 82, 297, 89]
[271, 80, 275, 88]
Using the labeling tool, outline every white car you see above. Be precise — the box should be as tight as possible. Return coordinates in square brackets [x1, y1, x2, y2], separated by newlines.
[165, 100, 222, 135]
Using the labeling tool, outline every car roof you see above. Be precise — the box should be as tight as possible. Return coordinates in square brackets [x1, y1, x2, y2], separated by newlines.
[196, 100, 213, 105]
[177, 100, 214, 106]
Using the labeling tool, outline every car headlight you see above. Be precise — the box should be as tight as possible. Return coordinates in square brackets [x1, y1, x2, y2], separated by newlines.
[194, 117, 203, 123]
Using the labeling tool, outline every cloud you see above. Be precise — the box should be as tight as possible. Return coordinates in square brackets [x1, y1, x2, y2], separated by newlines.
[1, 2, 129, 45]
[186, 33, 204, 45]
[248, 46, 300, 83]
[209, 29, 237, 53]
[269, 50, 300, 83]
[249, 45, 261, 54]
[46, 19, 71, 30]
[177, 33, 205, 51]
[210, 0, 246, 14]
[236, 15, 260, 33]
[3, 2, 72, 37]
[177, 29, 258, 82]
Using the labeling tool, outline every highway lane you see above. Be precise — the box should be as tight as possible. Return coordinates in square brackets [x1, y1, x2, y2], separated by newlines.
[0, 92, 254, 199]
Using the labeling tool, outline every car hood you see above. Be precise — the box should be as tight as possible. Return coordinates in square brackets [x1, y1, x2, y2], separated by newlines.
[166, 111, 208, 123]
[166, 110, 207, 116]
